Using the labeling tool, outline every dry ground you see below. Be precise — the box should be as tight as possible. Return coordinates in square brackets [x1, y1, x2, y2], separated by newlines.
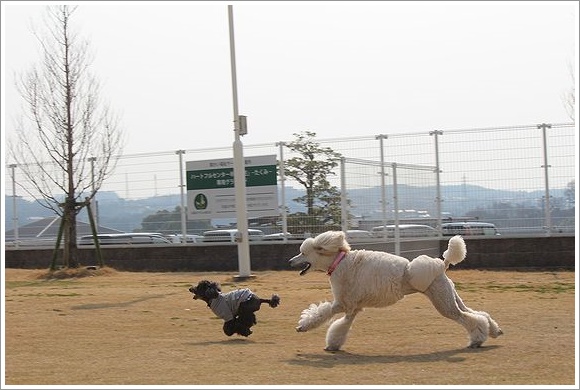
[3, 267, 577, 386]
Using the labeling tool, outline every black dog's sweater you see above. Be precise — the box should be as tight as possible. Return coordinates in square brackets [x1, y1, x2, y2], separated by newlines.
[208, 289, 253, 321]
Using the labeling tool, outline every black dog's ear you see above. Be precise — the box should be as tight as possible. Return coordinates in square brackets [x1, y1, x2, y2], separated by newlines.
[210, 281, 221, 292]
[196, 280, 213, 292]
[206, 281, 221, 299]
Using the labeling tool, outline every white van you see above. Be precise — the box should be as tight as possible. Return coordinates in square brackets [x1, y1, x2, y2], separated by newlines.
[202, 229, 265, 243]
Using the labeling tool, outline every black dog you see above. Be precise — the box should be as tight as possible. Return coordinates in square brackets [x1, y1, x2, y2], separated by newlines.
[189, 280, 280, 337]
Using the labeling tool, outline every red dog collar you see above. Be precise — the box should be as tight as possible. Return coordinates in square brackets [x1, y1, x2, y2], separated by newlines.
[327, 251, 346, 276]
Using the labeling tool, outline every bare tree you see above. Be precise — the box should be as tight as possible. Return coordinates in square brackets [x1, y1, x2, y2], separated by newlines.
[9, 5, 124, 268]
[562, 61, 575, 121]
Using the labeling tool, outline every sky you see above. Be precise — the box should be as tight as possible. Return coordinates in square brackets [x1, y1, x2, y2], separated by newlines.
[1, 1, 578, 157]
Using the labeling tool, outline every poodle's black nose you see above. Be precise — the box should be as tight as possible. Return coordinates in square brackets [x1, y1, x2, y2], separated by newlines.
[188, 286, 195, 293]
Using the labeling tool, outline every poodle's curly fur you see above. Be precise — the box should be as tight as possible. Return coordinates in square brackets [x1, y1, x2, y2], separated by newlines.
[288, 231, 503, 351]
[189, 280, 280, 337]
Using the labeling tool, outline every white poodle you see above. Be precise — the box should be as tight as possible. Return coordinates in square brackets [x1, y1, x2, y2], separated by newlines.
[288, 231, 503, 351]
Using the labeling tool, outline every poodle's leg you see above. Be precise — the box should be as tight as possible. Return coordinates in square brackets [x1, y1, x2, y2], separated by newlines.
[238, 300, 259, 325]
[223, 320, 236, 336]
[423, 275, 490, 348]
[296, 301, 344, 332]
[229, 316, 252, 336]
[454, 291, 503, 338]
[325, 310, 361, 351]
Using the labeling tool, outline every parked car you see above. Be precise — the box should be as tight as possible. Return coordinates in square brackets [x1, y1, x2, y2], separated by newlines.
[371, 224, 439, 238]
[345, 229, 374, 242]
[202, 229, 265, 243]
[78, 233, 172, 246]
[263, 232, 300, 241]
[166, 234, 203, 243]
[441, 222, 500, 236]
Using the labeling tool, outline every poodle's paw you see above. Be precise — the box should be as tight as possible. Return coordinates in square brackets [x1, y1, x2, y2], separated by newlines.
[237, 328, 253, 337]
[296, 317, 311, 332]
[467, 341, 483, 348]
[490, 327, 504, 338]
[324, 345, 341, 352]
[486, 317, 503, 338]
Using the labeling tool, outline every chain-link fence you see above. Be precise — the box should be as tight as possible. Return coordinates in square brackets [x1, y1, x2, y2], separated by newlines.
[5, 122, 576, 248]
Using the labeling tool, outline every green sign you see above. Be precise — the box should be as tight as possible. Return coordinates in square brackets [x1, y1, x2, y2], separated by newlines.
[187, 165, 277, 190]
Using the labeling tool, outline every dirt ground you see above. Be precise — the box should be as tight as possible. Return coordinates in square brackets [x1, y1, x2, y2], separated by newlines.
[3, 267, 577, 387]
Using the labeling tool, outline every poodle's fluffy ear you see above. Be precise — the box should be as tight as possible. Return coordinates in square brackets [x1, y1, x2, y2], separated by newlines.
[206, 281, 221, 299]
[193, 280, 221, 300]
[313, 231, 351, 255]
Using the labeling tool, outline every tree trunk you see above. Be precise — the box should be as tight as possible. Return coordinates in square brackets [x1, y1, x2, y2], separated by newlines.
[307, 187, 314, 215]
[63, 198, 80, 268]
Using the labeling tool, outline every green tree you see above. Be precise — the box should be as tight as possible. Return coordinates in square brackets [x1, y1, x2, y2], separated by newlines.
[284, 131, 345, 233]
[8, 6, 124, 268]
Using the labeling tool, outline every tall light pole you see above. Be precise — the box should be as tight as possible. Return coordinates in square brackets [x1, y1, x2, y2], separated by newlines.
[228, 5, 252, 278]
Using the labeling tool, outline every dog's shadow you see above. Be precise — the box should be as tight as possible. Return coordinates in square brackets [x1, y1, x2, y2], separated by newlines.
[286, 345, 501, 368]
[185, 339, 276, 346]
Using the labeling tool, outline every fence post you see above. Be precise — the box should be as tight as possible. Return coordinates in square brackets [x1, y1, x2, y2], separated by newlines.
[340, 157, 348, 232]
[392, 163, 400, 256]
[537, 123, 553, 235]
[176, 150, 187, 244]
[375, 134, 388, 236]
[277, 142, 288, 241]
[429, 130, 443, 236]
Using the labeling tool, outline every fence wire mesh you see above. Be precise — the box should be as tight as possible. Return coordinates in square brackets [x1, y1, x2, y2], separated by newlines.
[5, 122, 576, 247]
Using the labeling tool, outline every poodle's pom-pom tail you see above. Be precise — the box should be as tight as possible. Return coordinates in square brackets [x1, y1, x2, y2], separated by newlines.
[443, 235, 467, 266]
[269, 294, 280, 308]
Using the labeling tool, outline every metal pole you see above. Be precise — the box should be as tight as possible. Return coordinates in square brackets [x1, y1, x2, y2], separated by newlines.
[392, 163, 400, 256]
[340, 157, 348, 232]
[376, 134, 388, 238]
[88, 157, 98, 229]
[538, 123, 552, 235]
[228, 5, 251, 278]
[177, 150, 187, 244]
[277, 142, 288, 242]
[10, 164, 19, 248]
[429, 130, 443, 236]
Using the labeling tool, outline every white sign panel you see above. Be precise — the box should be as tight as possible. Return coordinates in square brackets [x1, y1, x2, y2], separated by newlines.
[186, 155, 279, 220]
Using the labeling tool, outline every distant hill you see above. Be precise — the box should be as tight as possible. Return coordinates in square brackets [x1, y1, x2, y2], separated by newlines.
[4, 185, 572, 233]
